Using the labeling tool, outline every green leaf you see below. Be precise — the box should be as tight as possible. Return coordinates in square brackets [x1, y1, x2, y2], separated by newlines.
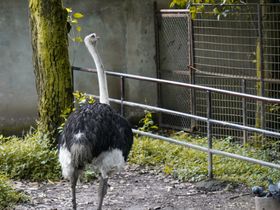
[189, 6, 197, 19]
[73, 13, 84, 19]
[213, 7, 221, 15]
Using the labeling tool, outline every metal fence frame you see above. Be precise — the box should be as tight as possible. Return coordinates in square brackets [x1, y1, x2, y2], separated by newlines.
[156, 5, 280, 142]
[72, 66, 280, 178]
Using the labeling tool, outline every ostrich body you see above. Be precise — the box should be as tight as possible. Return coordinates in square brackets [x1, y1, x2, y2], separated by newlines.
[59, 33, 133, 210]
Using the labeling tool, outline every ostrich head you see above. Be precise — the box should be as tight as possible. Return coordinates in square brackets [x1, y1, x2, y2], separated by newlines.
[84, 33, 100, 47]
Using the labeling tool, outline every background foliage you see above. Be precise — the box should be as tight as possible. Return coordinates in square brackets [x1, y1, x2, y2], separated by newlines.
[0, 133, 61, 181]
[170, 0, 246, 18]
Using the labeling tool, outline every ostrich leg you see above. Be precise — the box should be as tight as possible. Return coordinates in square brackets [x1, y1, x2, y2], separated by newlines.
[71, 170, 79, 210]
[97, 176, 108, 210]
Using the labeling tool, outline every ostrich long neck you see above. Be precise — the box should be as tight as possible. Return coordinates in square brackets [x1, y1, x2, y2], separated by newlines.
[85, 41, 110, 105]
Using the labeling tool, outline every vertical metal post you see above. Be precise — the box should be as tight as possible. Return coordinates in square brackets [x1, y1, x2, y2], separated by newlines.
[242, 79, 248, 145]
[120, 76, 125, 116]
[153, 1, 162, 125]
[207, 91, 213, 179]
[188, 12, 196, 132]
[257, 4, 265, 130]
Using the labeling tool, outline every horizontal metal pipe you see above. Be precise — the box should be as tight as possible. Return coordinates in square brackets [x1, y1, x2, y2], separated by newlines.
[133, 129, 280, 170]
[90, 95, 280, 138]
[160, 14, 189, 17]
[209, 119, 280, 138]
[191, 66, 280, 83]
[133, 129, 209, 152]
[191, 3, 280, 6]
[73, 66, 280, 104]
[89, 94, 208, 121]
[159, 9, 189, 13]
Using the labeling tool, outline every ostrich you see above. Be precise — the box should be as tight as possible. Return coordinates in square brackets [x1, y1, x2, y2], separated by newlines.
[58, 33, 133, 210]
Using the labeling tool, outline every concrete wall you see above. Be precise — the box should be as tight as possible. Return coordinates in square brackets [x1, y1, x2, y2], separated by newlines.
[0, 1, 36, 135]
[0, 0, 170, 135]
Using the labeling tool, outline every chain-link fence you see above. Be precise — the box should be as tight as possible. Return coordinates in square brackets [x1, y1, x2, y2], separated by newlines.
[157, 11, 192, 130]
[156, 4, 280, 142]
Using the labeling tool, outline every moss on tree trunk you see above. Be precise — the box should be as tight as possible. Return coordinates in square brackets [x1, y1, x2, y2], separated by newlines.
[29, 0, 73, 146]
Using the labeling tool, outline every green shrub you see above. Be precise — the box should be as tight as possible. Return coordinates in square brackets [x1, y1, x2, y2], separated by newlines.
[129, 133, 280, 187]
[0, 174, 28, 209]
[138, 110, 158, 132]
[0, 132, 61, 181]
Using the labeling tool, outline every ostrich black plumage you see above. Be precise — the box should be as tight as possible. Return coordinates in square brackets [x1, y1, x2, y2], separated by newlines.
[59, 33, 133, 210]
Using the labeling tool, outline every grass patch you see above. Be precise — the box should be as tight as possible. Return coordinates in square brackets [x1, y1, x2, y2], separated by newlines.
[0, 132, 61, 181]
[0, 174, 28, 209]
[129, 132, 280, 187]
[0, 132, 60, 208]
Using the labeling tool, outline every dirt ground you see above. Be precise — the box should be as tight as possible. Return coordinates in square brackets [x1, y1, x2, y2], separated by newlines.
[14, 165, 255, 210]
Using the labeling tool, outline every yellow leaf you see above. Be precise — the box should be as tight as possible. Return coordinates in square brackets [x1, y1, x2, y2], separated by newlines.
[73, 13, 84, 19]
[71, 19, 78, 24]
[74, 37, 83, 43]
[66, 7, 72, 13]
[76, 26, 82, 32]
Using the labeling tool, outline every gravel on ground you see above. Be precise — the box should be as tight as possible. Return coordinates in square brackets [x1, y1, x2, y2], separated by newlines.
[14, 165, 255, 210]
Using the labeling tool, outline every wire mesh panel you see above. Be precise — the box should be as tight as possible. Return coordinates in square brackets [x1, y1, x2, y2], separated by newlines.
[192, 4, 280, 140]
[192, 5, 257, 139]
[157, 12, 192, 130]
[262, 5, 280, 81]
[194, 75, 244, 140]
[156, 4, 280, 142]
[262, 5, 280, 135]
[193, 5, 258, 77]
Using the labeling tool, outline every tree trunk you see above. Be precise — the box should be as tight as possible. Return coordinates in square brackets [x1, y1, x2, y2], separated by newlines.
[29, 0, 73, 146]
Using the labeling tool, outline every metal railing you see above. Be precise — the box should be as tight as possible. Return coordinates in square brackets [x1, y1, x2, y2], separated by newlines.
[72, 66, 280, 178]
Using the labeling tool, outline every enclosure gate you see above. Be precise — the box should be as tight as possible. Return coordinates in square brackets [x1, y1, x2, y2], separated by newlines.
[155, 4, 280, 143]
[155, 8, 194, 131]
